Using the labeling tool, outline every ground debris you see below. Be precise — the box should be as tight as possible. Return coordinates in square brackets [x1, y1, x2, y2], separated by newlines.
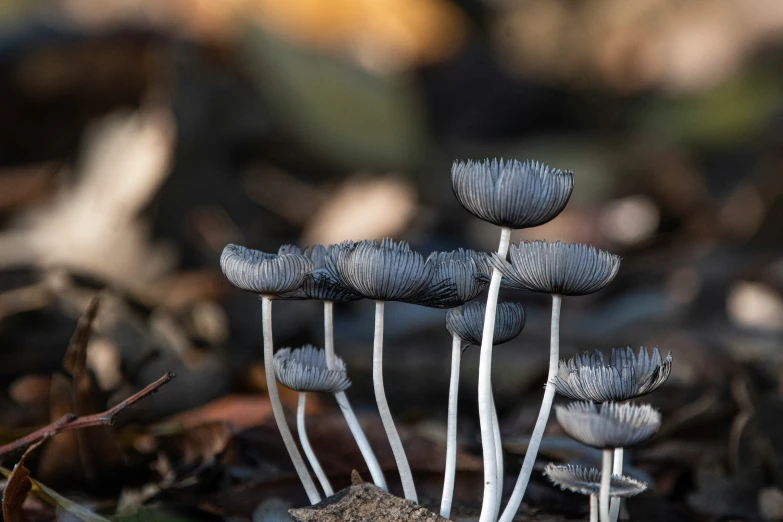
[289, 481, 447, 522]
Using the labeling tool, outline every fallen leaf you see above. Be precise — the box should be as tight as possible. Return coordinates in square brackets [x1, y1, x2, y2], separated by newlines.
[2, 446, 33, 522]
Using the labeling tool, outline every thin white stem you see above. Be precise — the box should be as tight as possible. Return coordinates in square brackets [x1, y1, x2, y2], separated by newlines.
[609, 447, 624, 521]
[478, 226, 511, 522]
[499, 294, 562, 522]
[261, 297, 321, 504]
[491, 388, 503, 519]
[590, 495, 598, 522]
[373, 301, 417, 502]
[297, 392, 333, 496]
[600, 449, 612, 522]
[323, 301, 387, 490]
[440, 335, 462, 519]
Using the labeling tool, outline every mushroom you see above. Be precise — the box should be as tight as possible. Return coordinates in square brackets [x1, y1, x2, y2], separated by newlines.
[274, 345, 352, 496]
[492, 241, 621, 522]
[441, 301, 525, 519]
[451, 158, 574, 522]
[555, 402, 661, 522]
[544, 464, 647, 522]
[325, 238, 440, 502]
[219, 244, 320, 504]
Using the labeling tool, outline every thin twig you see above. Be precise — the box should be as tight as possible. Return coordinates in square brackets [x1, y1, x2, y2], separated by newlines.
[0, 372, 175, 459]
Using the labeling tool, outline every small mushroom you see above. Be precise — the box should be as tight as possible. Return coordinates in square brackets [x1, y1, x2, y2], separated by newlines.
[451, 158, 574, 522]
[544, 463, 647, 522]
[553, 347, 673, 403]
[274, 345, 351, 496]
[555, 402, 661, 522]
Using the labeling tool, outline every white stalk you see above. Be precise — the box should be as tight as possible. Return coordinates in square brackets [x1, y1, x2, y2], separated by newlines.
[590, 495, 598, 522]
[440, 335, 462, 518]
[609, 447, 624, 521]
[499, 294, 561, 522]
[323, 301, 387, 490]
[491, 388, 503, 518]
[478, 227, 511, 522]
[297, 392, 333, 496]
[600, 449, 612, 522]
[261, 297, 321, 504]
[373, 300, 417, 501]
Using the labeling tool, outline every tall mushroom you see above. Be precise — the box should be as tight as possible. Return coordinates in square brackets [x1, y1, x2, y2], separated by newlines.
[451, 159, 573, 522]
[219, 244, 320, 504]
[492, 241, 620, 522]
[325, 238, 442, 502]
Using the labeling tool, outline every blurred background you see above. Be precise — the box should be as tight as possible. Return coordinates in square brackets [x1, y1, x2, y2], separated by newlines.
[1, 0, 783, 520]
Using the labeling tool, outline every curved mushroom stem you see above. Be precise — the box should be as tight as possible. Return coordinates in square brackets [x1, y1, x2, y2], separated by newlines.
[609, 447, 624, 521]
[600, 449, 612, 522]
[478, 226, 511, 522]
[499, 294, 561, 522]
[590, 495, 599, 522]
[373, 300, 417, 502]
[297, 392, 333, 496]
[261, 297, 321, 504]
[323, 301, 387, 491]
[440, 334, 462, 518]
[491, 388, 503, 518]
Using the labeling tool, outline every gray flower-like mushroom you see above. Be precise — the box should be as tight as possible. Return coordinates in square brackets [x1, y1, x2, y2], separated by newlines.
[274, 345, 351, 394]
[555, 402, 661, 449]
[410, 249, 490, 308]
[278, 244, 362, 302]
[446, 301, 525, 346]
[553, 347, 673, 403]
[491, 241, 621, 296]
[451, 159, 574, 229]
[544, 464, 647, 498]
[324, 238, 439, 302]
[220, 244, 313, 296]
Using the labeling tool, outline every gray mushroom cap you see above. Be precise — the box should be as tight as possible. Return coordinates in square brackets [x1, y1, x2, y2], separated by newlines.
[445, 301, 525, 346]
[555, 402, 661, 449]
[553, 347, 673, 403]
[324, 238, 444, 302]
[274, 345, 351, 394]
[451, 158, 574, 229]
[409, 249, 490, 308]
[491, 241, 620, 296]
[220, 244, 314, 297]
[544, 464, 648, 498]
[277, 244, 362, 302]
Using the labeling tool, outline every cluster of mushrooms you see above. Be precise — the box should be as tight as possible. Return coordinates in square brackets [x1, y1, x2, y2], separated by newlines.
[219, 159, 673, 522]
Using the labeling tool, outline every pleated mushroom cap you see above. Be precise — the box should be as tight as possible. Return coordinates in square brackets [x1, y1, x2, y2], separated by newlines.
[555, 402, 661, 449]
[451, 158, 574, 229]
[491, 241, 620, 296]
[544, 464, 648, 498]
[278, 244, 362, 302]
[274, 345, 351, 394]
[409, 249, 490, 308]
[445, 301, 525, 346]
[220, 244, 313, 296]
[324, 238, 439, 302]
[553, 347, 673, 403]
